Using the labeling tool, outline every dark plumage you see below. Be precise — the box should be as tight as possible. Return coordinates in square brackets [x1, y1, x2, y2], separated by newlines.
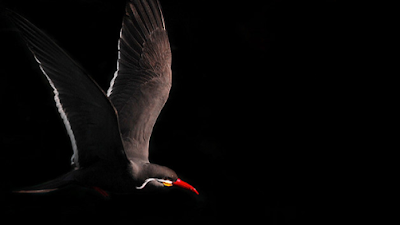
[6, 0, 198, 196]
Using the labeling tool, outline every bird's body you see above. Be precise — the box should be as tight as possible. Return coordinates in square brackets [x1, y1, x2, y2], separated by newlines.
[5, 0, 198, 196]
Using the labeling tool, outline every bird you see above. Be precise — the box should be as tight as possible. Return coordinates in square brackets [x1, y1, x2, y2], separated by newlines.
[5, 0, 198, 196]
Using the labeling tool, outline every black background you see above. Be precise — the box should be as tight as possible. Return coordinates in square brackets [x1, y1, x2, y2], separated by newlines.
[1, 0, 342, 224]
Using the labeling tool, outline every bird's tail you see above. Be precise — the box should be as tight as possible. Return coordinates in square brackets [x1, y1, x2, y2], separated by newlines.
[13, 171, 76, 194]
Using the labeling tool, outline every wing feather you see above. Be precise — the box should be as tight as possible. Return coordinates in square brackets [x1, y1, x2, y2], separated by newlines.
[6, 9, 127, 168]
[107, 0, 172, 162]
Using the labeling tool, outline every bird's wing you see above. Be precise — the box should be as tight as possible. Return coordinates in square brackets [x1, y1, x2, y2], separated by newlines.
[107, 0, 172, 162]
[6, 10, 127, 168]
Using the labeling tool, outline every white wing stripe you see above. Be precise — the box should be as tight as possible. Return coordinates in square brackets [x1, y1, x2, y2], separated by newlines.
[107, 28, 122, 97]
[33, 54, 79, 167]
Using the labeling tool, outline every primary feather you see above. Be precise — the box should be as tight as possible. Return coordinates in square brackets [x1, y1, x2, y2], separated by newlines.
[6, 9, 126, 168]
[107, 0, 172, 162]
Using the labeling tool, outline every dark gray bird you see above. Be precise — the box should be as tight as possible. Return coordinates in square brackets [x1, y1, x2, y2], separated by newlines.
[7, 0, 198, 196]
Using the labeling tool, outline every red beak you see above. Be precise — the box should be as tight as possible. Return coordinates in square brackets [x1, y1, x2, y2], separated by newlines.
[172, 178, 199, 195]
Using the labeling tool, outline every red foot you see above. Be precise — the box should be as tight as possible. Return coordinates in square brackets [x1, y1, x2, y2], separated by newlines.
[92, 186, 109, 197]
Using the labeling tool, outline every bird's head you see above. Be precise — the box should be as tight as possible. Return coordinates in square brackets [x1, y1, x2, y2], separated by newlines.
[135, 163, 198, 195]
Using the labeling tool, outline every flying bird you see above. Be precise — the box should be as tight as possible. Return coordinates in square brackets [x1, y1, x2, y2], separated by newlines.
[6, 0, 198, 196]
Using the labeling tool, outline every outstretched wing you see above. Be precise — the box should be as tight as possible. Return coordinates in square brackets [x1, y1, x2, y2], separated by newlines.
[107, 0, 172, 162]
[6, 10, 127, 168]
